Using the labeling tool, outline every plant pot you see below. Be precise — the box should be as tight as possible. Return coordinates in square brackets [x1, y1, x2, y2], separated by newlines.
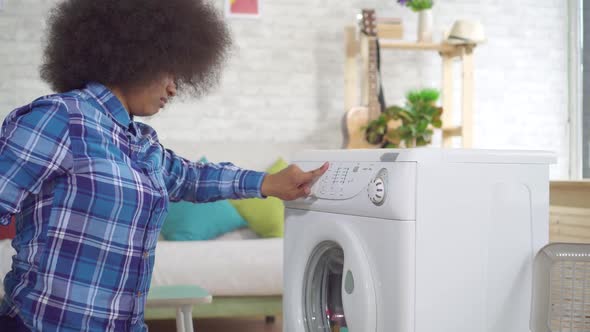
[417, 9, 433, 42]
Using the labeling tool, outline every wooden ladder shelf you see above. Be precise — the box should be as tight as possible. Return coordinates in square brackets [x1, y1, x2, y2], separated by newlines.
[344, 26, 476, 148]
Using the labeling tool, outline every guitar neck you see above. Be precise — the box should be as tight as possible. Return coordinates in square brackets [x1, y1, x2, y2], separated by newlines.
[367, 36, 381, 120]
[359, 8, 381, 122]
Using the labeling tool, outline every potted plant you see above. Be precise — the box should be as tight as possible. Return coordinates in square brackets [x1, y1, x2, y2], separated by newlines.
[397, 0, 434, 42]
[365, 88, 443, 148]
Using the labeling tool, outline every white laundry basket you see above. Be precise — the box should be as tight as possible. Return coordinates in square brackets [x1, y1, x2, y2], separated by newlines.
[531, 243, 590, 332]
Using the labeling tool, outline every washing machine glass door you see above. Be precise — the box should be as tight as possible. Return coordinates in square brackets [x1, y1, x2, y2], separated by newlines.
[303, 241, 376, 332]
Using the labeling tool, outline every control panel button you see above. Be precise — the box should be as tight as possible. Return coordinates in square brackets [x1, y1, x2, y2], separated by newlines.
[367, 168, 388, 206]
[311, 162, 378, 200]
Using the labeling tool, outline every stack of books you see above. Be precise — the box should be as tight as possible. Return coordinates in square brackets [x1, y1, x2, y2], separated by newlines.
[376, 17, 403, 39]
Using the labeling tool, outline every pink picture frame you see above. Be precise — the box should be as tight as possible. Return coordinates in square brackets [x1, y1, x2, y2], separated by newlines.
[225, 0, 261, 18]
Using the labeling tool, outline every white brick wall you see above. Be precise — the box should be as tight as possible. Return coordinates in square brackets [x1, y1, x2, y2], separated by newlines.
[0, 0, 570, 178]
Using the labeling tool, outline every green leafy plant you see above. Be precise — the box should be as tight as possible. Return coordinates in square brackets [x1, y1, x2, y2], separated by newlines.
[397, 0, 434, 12]
[365, 88, 443, 148]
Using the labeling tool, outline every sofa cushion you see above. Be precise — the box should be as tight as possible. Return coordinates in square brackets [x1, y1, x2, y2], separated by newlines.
[214, 227, 259, 241]
[230, 158, 288, 238]
[161, 200, 248, 241]
[151, 238, 283, 296]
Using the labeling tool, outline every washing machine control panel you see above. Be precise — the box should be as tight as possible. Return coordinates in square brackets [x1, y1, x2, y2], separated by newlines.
[288, 160, 416, 220]
[313, 162, 377, 199]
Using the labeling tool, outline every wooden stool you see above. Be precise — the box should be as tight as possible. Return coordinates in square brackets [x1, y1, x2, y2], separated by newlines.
[146, 285, 212, 332]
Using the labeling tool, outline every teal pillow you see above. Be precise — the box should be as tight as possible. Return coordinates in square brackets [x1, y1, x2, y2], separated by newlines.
[161, 156, 248, 241]
[161, 200, 247, 241]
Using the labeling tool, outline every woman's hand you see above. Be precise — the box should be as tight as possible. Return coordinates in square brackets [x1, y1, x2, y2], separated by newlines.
[261, 162, 329, 201]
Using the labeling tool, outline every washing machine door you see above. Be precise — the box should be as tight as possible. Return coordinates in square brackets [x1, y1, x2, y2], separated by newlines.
[300, 224, 377, 332]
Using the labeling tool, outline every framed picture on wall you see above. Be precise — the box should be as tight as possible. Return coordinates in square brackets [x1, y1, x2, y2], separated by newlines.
[225, 0, 260, 18]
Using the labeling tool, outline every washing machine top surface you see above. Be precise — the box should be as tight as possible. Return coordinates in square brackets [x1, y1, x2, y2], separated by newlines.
[285, 148, 555, 220]
[293, 148, 555, 164]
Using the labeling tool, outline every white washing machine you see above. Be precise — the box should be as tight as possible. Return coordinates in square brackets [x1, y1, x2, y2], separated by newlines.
[283, 148, 554, 332]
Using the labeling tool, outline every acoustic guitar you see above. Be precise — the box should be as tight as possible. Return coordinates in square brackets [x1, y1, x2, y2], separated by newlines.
[342, 9, 383, 149]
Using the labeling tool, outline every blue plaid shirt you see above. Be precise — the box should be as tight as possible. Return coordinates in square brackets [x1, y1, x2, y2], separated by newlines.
[0, 82, 266, 331]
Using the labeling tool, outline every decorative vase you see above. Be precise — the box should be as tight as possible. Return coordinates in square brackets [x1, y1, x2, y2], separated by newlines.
[417, 9, 433, 42]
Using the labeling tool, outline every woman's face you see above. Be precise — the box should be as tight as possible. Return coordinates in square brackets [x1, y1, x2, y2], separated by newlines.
[119, 75, 177, 117]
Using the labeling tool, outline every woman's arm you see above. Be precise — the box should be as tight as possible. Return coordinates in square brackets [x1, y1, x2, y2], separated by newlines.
[161, 148, 266, 203]
[161, 146, 329, 203]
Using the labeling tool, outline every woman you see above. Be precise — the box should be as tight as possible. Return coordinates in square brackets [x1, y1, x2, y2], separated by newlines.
[0, 0, 327, 331]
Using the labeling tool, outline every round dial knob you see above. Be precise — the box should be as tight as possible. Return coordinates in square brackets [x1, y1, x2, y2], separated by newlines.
[368, 176, 386, 205]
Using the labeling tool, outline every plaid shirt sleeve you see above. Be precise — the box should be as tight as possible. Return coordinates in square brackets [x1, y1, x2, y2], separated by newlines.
[0, 97, 73, 226]
[161, 147, 267, 203]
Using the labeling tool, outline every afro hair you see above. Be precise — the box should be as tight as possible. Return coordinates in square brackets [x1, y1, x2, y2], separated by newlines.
[40, 0, 232, 96]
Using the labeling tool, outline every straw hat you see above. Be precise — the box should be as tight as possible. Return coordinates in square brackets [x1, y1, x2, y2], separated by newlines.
[445, 20, 486, 45]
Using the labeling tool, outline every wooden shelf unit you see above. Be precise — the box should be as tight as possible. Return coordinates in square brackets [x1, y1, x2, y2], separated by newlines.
[345, 26, 476, 148]
[549, 181, 590, 243]
[379, 40, 455, 52]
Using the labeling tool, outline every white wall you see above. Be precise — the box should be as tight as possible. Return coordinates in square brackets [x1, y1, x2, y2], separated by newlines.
[0, 0, 569, 178]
